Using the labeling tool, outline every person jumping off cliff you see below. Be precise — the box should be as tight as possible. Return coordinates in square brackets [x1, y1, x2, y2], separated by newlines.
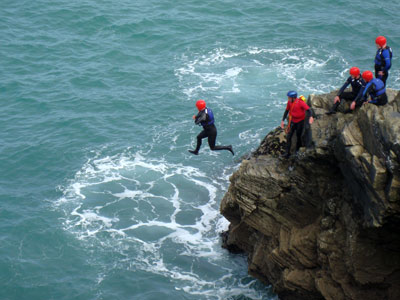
[326, 67, 366, 115]
[281, 91, 314, 159]
[188, 99, 234, 156]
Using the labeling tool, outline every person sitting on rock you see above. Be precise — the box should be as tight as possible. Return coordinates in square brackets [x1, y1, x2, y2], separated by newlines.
[351, 70, 387, 108]
[280, 91, 314, 158]
[374, 35, 392, 86]
[326, 67, 366, 115]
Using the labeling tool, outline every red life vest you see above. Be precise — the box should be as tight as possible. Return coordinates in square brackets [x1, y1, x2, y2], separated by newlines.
[286, 98, 310, 123]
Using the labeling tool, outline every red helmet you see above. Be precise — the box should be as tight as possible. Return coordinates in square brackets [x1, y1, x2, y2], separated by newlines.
[349, 67, 360, 77]
[196, 99, 206, 111]
[375, 36, 386, 47]
[362, 70, 373, 82]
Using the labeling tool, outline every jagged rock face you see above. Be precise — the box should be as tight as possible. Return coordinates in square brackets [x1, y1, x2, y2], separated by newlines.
[220, 90, 400, 300]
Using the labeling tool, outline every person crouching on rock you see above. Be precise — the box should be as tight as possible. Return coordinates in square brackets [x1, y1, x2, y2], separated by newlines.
[351, 70, 387, 108]
[326, 67, 366, 115]
[189, 99, 234, 156]
[280, 91, 314, 159]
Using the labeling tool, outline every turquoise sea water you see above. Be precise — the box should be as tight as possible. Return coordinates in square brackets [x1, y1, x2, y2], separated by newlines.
[1, 1, 399, 299]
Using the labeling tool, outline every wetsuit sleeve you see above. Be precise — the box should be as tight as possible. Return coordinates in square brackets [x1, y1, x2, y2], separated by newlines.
[305, 109, 312, 118]
[383, 49, 391, 71]
[337, 76, 351, 96]
[337, 77, 351, 96]
[282, 109, 289, 121]
[353, 85, 366, 105]
[308, 107, 316, 118]
[194, 110, 207, 125]
[358, 82, 375, 104]
[366, 83, 379, 104]
[282, 101, 290, 121]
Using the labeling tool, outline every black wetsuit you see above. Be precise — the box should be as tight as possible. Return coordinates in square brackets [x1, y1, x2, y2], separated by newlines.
[189, 108, 234, 155]
[328, 76, 366, 113]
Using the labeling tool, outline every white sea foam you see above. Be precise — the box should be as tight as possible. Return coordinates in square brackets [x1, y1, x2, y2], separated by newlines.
[175, 45, 347, 105]
[175, 48, 245, 98]
[238, 128, 269, 147]
[225, 67, 243, 78]
[55, 149, 268, 299]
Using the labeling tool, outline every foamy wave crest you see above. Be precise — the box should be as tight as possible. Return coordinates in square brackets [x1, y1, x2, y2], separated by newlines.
[176, 45, 348, 109]
[56, 151, 221, 241]
[55, 150, 271, 299]
[175, 48, 244, 98]
[262, 46, 346, 94]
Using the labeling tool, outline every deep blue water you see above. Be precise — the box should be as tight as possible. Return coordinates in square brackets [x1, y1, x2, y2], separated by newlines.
[1, 1, 399, 299]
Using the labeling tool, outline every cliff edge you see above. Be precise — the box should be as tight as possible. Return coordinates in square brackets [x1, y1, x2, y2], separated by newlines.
[220, 89, 400, 300]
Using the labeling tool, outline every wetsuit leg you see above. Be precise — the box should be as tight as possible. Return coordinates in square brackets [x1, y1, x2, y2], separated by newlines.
[189, 129, 208, 154]
[340, 91, 359, 112]
[375, 65, 388, 86]
[294, 121, 304, 152]
[327, 92, 355, 114]
[377, 93, 388, 106]
[302, 119, 313, 149]
[206, 125, 217, 149]
[196, 129, 208, 151]
[326, 101, 340, 114]
[207, 124, 234, 155]
[340, 91, 357, 102]
[375, 65, 380, 80]
[285, 123, 296, 156]
[381, 72, 388, 86]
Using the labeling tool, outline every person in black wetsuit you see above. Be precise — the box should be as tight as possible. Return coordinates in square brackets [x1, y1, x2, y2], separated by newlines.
[352, 70, 387, 107]
[188, 99, 234, 155]
[326, 67, 366, 115]
[374, 36, 392, 86]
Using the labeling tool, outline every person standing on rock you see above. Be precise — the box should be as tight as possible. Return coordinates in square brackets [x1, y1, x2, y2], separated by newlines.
[280, 91, 314, 158]
[326, 67, 366, 115]
[352, 71, 388, 107]
[188, 99, 234, 156]
[374, 35, 392, 86]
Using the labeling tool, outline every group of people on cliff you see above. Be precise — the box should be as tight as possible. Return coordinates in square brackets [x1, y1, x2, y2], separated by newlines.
[188, 36, 393, 158]
[279, 35, 392, 158]
[326, 35, 392, 115]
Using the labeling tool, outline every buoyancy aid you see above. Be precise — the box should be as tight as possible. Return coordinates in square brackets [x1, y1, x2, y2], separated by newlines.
[375, 46, 393, 70]
[364, 78, 386, 100]
[201, 108, 214, 127]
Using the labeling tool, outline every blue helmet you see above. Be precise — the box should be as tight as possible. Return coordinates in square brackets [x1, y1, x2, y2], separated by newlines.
[287, 91, 297, 98]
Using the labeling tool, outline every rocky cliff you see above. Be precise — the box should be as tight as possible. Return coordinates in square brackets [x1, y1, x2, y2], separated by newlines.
[220, 89, 400, 300]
